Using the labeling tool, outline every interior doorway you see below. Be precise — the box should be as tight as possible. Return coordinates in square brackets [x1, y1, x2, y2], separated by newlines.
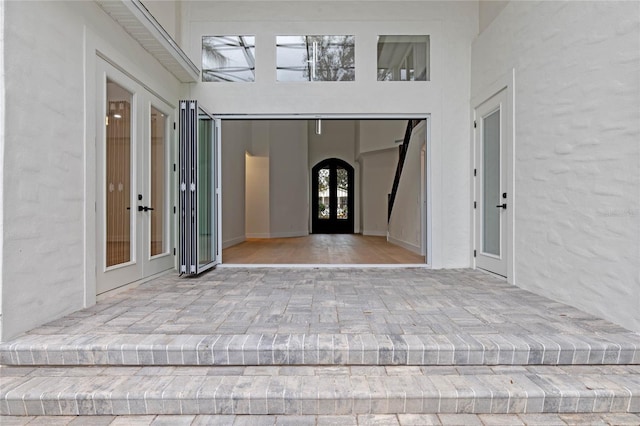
[217, 115, 431, 266]
[312, 158, 355, 234]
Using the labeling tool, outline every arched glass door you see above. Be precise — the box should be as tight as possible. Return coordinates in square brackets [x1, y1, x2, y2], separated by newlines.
[312, 158, 354, 234]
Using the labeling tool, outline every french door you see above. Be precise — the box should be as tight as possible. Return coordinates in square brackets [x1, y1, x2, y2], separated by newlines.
[178, 100, 221, 274]
[96, 60, 174, 294]
[312, 158, 354, 234]
[474, 89, 509, 277]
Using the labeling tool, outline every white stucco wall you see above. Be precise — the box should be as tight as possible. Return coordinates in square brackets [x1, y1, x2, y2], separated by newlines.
[184, 1, 478, 268]
[472, 1, 640, 332]
[1, 1, 183, 341]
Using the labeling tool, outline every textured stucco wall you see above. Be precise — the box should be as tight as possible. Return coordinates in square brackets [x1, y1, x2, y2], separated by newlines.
[472, 1, 640, 332]
[1, 1, 182, 341]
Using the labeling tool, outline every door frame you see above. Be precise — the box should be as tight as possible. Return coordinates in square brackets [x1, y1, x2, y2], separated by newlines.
[213, 113, 432, 267]
[471, 69, 515, 283]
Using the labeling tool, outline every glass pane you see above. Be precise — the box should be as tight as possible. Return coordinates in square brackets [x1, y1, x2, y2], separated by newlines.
[105, 80, 132, 267]
[198, 112, 215, 265]
[377, 35, 429, 81]
[336, 167, 348, 219]
[277, 35, 355, 82]
[202, 36, 255, 82]
[150, 106, 166, 257]
[317, 168, 330, 219]
[482, 109, 501, 256]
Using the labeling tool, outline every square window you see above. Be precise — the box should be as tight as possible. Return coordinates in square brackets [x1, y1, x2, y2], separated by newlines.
[277, 35, 355, 82]
[202, 36, 255, 82]
[377, 35, 429, 81]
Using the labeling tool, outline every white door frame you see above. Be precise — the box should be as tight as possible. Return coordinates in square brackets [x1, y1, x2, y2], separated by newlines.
[214, 113, 433, 268]
[471, 69, 515, 283]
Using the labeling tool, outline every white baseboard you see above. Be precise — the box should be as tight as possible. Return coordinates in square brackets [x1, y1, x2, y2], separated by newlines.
[222, 236, 246, 249]
[245, 231, 309, 239]
[387, 235, 422, 255]
[362, 230, 387, 237]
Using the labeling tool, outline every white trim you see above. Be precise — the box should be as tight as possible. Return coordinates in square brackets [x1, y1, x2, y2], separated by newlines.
[388, 236, 422, 256]
[222, 236, 246, 249]
[215, 113, 429, 120]
[245, 231, 309, 239]
[362, 230, 387, 237]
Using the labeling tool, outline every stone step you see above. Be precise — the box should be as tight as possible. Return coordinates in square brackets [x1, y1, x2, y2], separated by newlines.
[2, 365, 639, 416]
[2, 333, 638, 367]
[4, 413, 640, 425]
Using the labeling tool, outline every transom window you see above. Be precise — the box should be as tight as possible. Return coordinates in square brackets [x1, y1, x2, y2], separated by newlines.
[276, 35, 355, 82]
[377, 35, 430, 81]
[202, 35, 256, 82]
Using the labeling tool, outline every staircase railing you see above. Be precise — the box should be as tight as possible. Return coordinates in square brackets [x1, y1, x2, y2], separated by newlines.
[388, 119, 422, 222]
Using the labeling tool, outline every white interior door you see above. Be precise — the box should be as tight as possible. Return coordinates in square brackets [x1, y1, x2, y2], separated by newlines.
[474, 89, 509, 277]
[96, 59, 174, 294]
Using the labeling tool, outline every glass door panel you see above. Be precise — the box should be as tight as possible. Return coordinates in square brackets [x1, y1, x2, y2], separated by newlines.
[482, 109, 500, 256]
[149, 106, 166, 257]
[317, 168, 330, 219]
[336, 167, 349, 219]
[105, 80, 133, 268]
[198, 112, 215, 267]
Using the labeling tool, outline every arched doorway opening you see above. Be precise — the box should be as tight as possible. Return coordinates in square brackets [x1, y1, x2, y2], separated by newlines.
[312, 158, 355, 234]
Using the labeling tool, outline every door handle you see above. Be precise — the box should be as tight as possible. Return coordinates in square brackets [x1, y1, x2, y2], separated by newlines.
[496, 203, 507, 209]
[137, 206, 154, 212]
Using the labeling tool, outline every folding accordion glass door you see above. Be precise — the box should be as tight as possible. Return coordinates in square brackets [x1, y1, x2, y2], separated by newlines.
[179, 100, 221, 274]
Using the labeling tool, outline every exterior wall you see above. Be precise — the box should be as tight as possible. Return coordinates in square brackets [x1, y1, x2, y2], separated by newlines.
[1, 1, 183, 341]
[471, 1, 640, 332]
[141, 1, 182, 43]
[221, 121, 252, 248]
[184, 1, 479, 268]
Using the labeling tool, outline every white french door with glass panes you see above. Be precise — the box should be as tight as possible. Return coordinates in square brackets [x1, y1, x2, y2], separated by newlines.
[96, 59, 174, 294]
[474, 89, 510, 277]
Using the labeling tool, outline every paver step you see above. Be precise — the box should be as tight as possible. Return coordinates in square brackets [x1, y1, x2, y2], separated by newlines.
[4, 413, 640, 425]
[2, 333, 638, 367]
[2, 365, 639, 416]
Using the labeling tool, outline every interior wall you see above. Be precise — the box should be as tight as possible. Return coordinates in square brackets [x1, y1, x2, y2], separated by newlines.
[388, 122, 426, 254]
[269, 120, 309, 237]
[243, 120, 309, 238]
[245, 154, 270, 237]
[360, 149, 397, 236]
[478, 1, 508, 33]
[184, 1, 479, 268]
[359, 120, 407, 154]
[472, 1, 640, 332]
[1, 1, 183, 341]
[221, 121, 252, 248]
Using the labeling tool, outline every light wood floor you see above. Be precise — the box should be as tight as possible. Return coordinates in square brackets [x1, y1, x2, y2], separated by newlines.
[222, 234, 425, 264]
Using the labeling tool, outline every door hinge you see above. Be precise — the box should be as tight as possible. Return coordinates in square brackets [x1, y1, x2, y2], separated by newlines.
[173, 248, 176, 256]
[473, 250, 477, 258]
[173, 206, 176, 214]
[474, 120, 477, 128]
[474, 201, 476, 209]
[173, 122, 176, 130]
[474, 168, 477, 177]
[173, 163, 176, 172]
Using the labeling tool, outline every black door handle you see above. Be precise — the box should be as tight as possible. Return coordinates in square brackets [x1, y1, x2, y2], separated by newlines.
[137, 206, 154, 212]
[496, 204, 507, 209]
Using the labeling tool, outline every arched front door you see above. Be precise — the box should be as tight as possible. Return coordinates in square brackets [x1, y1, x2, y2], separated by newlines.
[312, 158, 354, 234]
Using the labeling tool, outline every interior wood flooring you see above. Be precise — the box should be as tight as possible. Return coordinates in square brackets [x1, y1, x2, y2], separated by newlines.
[222, 234, 425, 264]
